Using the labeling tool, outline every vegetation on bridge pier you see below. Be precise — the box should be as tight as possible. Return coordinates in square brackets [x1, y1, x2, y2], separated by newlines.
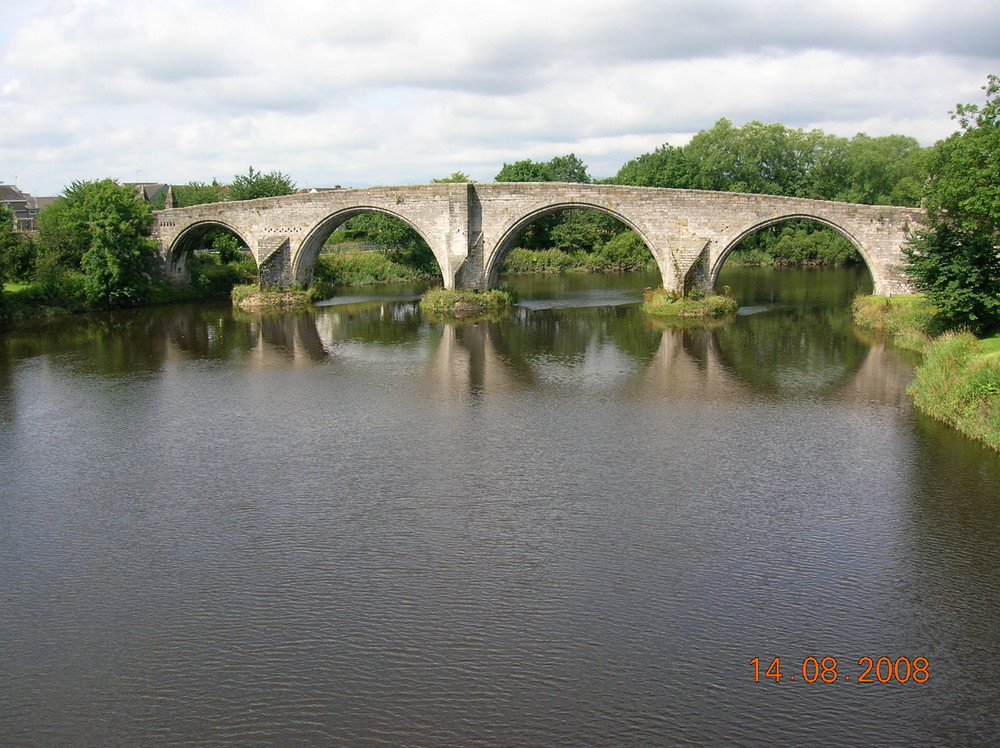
[642, 287, 738, 320]
[419, 287, 518, 320]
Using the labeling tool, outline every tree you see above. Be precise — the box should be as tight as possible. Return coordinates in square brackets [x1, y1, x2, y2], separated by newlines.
[904, 75, 1000, 335]
[174, 180, 227, 207]
[611, 144, 696, 188]
[925, 74, 1000, 241]
[905, 224, 1000, 335]
[77, 180, 159, 307]
[432, 172, 473, 183]
[0, 203, 15, 288]
[547, 153, 591, 183]
[495, 159, 554, 182]
[838, 134, 928, 206]
[229, 167, 295, 201]
[495, 154, 591, 184]
[35, 179, 158, 308]
[0, 204, 35, 284]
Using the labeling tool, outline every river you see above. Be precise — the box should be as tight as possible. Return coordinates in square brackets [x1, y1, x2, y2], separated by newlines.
[2, 267, 999, 746]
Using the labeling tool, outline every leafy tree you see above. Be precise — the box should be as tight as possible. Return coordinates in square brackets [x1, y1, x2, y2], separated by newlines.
[206, 228, 246, 263]
[35, 179, 158, 308]
[547, 153, 591, 183]
[432, 172, 473, 183]
[495, 159, 554, 182]
[495, 154, 591, 183]
[495, 155, 596, 250]
[683, 118, 829, 197]
[613, 121, 927, 207]
[174, 180, 227, 207]
[925, 74, 1000, 240]
[1, 203, 39, 287]
[905, 224, 1000, 335]
[35, 188, 94, 271]
[905, 75, 1000, 335]
[0, 203, 14, 288]
[611, 144, 696, 188]
[76, 180, 159, 307]
[838, 134, 928, 206]
[229, 167, 295, 201]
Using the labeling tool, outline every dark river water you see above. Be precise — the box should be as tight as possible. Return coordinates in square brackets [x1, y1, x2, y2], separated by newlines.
[2, 267, 1000, 746]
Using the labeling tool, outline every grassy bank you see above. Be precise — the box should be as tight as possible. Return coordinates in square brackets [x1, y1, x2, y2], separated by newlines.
[851, 294, 935, 351]
[908, 332, 1000, 451]
[853, 293, 1000, 452]
[642, 288, 738, 319]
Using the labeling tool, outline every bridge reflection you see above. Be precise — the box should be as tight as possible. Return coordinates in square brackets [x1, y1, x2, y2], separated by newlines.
[0, 300, 914, 410]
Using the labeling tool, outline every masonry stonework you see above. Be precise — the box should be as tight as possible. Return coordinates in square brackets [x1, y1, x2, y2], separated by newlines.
[152, 183, 923, 295]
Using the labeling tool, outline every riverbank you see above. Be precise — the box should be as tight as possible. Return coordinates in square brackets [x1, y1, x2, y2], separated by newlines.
[853, 294, 1000, 452]
[0, 253, 256, 328]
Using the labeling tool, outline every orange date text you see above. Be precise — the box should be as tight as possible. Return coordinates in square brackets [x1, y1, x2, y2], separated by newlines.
[750, 656, 929, 684]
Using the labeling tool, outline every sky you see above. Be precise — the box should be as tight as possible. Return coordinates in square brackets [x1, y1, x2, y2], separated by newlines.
[1, 0, 998, 197]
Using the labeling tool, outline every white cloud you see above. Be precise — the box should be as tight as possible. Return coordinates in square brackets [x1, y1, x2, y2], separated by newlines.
[1, 0, 997, 194]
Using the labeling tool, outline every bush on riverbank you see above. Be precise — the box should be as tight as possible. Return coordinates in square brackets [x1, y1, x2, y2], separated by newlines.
[642, 287, 738, 319]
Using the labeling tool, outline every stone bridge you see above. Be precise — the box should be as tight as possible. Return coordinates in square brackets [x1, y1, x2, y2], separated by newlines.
[151, 183, 924, 294]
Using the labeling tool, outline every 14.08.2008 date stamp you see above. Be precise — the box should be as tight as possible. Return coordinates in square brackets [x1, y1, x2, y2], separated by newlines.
[751, 656, 929, 684]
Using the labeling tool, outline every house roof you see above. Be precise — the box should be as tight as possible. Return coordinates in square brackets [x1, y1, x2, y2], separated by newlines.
[0, 184, 28, 202]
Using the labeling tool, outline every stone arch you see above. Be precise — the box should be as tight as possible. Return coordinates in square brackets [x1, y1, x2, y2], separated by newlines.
[293, 206, 442, 286]
[709, 213, 873, 290]
[166, 220, 253, 283]
[484, 201, 673, 289]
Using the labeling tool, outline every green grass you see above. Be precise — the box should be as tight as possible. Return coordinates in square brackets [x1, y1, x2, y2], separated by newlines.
[851, 294, 935, 351]
[315, 249, 437, 286]
[971, 335, 1000, 360]
[908, 332, 1000, 451]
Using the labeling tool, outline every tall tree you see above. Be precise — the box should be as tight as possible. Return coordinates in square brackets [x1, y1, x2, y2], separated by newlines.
[495, 159, 554, 182]
[229, 167, 295, 201]
[35, 179, 158, 307]
[0, 204, 35, 284]
[904, 74, 1000, 335]
[174, 180, 228, 207]
[839, 134, 928, 206]
[77, 180, 159, 307]
[611, 144, 696, 188]
[495, 154, 591, 183]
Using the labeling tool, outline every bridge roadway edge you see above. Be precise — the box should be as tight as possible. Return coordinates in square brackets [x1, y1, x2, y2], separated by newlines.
[151, 184, 923, 296]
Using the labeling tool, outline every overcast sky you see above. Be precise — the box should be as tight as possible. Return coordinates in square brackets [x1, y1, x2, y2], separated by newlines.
[2, 0, 998, 196]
